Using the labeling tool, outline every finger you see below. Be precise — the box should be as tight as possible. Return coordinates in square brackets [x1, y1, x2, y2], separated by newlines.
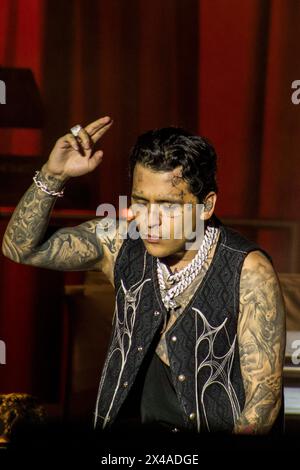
[87, 150, 104, 172]
[59, 134, 80, 151]
[67, 134, 80, 151]
[77, 128, 92, 150]
[85, 115, 112, 135]
[90, 120, 113, 144]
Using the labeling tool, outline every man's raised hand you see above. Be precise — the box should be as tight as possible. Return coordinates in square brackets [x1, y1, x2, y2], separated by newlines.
[42, 116, 113, 180]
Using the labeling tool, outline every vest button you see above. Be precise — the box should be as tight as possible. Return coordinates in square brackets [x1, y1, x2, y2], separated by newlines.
[189, 412, 196, 420]
[178, 374, 186, 382]
[137, 346, 143, 352]
[154, 311, 160, 316]
[171, 336, 177, 342]
[123, 381, 128, 388]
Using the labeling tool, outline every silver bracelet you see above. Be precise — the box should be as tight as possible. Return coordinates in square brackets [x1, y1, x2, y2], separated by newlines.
[33, 170, 65, 198]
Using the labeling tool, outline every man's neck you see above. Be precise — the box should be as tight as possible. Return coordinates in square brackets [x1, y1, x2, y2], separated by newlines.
[163, 219, 218, 273]
[163, 246, 200, 272]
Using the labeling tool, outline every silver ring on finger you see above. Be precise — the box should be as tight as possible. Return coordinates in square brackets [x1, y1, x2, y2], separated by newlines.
[70, 124, 82, 137]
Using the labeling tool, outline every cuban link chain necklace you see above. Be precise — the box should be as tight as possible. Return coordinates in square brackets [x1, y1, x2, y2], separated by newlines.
[156, 225, 219, 310]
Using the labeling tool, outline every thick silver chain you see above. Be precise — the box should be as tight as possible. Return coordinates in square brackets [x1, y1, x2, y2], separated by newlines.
[33, 171, 65, 197]
[157, 225, 219, 310]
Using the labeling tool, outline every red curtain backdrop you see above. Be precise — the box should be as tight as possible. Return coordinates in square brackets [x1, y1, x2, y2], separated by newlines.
[198, 0, 300, 267]
[0, 0, 299, 398]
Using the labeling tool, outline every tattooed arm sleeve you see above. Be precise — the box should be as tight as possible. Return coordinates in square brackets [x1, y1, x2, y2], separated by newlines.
[233, 250, 286, 434]
[2, 168, 124, 275]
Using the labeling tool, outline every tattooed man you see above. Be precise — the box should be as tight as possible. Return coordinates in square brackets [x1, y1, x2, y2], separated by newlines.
[2, 116, 286, 435]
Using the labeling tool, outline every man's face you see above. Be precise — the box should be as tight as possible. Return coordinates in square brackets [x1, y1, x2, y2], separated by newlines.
[130, 163, 202, 258]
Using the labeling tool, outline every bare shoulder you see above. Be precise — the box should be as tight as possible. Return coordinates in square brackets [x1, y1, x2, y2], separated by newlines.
[242, 249, 273, 271]
[239, 249, 286, 319]
[240, 250, 280, 290]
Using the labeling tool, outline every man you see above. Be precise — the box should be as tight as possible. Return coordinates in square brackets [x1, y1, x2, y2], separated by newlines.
[2, 116, 285, 435]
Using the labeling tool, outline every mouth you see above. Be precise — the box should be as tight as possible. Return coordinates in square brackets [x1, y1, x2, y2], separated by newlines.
[144, 235, 161, 244]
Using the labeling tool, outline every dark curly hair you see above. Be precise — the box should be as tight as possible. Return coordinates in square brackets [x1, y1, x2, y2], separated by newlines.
[128, 127, 218, 202]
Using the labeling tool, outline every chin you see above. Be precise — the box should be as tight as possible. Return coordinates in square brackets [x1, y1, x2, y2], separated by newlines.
[142, 240, 182, 258]
[142, 242, 166, 257]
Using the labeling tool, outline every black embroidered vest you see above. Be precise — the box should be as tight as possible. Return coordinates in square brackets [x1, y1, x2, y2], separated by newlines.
[94, 217, 272, 433]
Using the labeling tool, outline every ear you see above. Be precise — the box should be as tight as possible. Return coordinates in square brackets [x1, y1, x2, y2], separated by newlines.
[200, 192, 217, 220]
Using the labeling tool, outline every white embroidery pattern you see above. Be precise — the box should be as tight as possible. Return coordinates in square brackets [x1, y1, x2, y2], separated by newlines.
[193, 308, 241, 432]
[94, 251, 151, 429]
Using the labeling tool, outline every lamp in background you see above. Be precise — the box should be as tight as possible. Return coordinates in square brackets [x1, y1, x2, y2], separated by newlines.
[0, 67, 44, 206]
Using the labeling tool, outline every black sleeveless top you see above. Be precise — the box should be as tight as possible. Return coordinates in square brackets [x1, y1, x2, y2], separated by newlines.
[112, 324, 186, 432]
[140, 351, 186, 430]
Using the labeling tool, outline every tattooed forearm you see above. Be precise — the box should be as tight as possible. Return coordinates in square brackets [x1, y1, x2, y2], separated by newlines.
[233, 251, 286, 434]
[1, 167, 106, 271]
[234, 376, 281, 434]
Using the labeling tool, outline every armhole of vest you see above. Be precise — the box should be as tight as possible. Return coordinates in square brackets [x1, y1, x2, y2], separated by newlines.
[113, 235, 130, 286]
[222, 224, 273, 267]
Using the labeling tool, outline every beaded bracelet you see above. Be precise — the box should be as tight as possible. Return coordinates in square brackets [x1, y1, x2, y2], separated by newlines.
[33, 170, 65, 198]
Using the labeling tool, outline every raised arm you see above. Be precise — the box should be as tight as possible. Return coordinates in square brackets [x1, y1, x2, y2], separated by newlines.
[1, 116, 124, 281]
[233, 250, 286, 434]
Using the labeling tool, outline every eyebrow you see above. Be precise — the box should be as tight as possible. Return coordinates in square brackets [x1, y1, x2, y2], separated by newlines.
[131, 193, 184, 204]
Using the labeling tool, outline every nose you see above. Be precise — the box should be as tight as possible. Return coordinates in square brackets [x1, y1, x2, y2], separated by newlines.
[147, 204, 160, 229]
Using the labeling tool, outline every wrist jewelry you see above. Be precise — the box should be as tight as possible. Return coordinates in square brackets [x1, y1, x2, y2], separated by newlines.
[33, 170, 65, 198]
